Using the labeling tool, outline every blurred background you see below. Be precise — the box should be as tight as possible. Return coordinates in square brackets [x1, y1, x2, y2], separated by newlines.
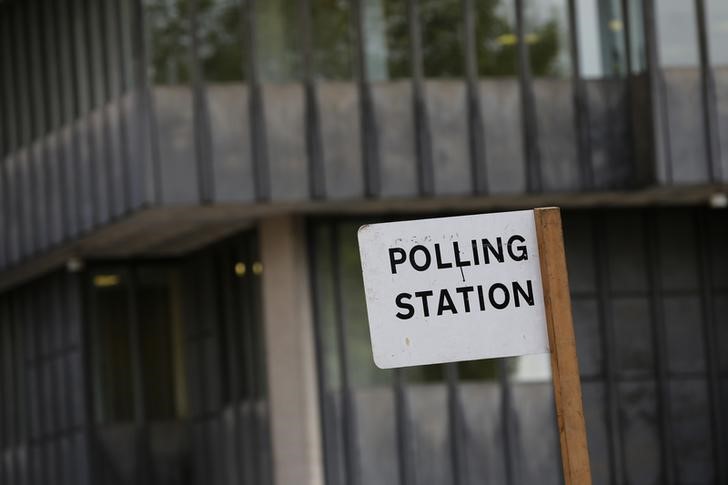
[0, 0, 727, 484]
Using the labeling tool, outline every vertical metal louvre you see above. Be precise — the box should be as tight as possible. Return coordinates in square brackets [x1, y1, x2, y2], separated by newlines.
[310, 208, 728, 485]
[0, 271, 92, 485]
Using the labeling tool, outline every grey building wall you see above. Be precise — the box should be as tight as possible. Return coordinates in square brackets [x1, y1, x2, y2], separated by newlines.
[1, 0, 727, 281]
[0, 271, 92, 485]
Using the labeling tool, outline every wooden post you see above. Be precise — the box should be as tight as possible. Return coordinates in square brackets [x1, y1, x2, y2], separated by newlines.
[534, 207, 593, 485]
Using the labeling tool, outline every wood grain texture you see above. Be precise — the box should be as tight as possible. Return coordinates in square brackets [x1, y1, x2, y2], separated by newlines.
[534, 207, 593, 485]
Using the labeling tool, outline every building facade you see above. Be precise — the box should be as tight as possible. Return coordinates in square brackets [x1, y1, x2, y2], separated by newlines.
[0, 0, 727, 484]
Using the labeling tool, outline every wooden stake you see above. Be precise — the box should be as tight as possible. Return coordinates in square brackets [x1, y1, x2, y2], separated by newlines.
[534, 207, 593, 485]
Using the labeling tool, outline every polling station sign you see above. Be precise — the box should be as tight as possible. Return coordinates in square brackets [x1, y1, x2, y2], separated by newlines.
[357, 210, 550, 369]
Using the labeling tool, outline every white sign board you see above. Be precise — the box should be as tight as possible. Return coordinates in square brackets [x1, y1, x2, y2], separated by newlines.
[358, 210, 550, 369]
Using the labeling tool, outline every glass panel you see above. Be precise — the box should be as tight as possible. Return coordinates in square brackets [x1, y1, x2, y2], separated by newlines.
[576, 0, 627, 78]
[91, 266, 187, 422]
[312, 0, 355, 79]
[526, 0, 579, 191]
[628, 0, 646, 73]
[338, 223, 390, 388]
[91, 270, 135, 422]
[523, 0, 571, 78]
[612, 297, 654, 378]
[475, 0, 518, 76]
[669, 379, 714, 483]
[363, 0, 411, 80]
[619, 381, 661, 484]
[606, 212, 648, 292]
[655, 0, 699, 68]
[458, 358, 499, 381]
[145, 0, 192, 85]
[657, 210, 698, 291]
[313, 225, 343, 390]
[508, 353, 552, 382]
[563, 213, 597, 294]
[197, 0, 246, 82]
[408, 379, 453, 484]
[145, 0, 198, 204]
[136, 268, 183, 420]
[707, 0, 728, 66]
[255, 0, 301, 82]
[572, 298, 603, 378]
[421, 0, 465, 77]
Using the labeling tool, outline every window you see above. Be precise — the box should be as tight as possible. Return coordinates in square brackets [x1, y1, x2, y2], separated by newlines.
[90, 266, 187, 423]
[421, 0, 465, 78]
[655, 0, 700, 68]
[475, 0, 519, 77]
[198, 0, 247, 82]
[576, 0, 628, 78]
[362, 0, 411, 81]
[524, 0, 571, 78]
[706, 0, 728, 66]
[145, 0, 193, 85]
[255, 0, 302, 82]
[312, 0, 356, 79]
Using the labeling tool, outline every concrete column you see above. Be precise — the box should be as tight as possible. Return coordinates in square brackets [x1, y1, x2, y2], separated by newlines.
[259, 215, 324, 485]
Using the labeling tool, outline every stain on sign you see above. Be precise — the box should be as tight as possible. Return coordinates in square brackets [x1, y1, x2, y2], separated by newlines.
[358, 210, 549, 369]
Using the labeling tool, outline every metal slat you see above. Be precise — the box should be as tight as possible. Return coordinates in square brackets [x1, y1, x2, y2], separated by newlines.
[301, 0, 326, 200]
[445, 362, 463, 485]
[351, 0, 381, 198]
[245, 234, 269, 484]
[0, 17, 7, 268]
[695, 212, 727, 484]
[131, 0, 163, 208]
[394, 368, 414, 485]
[53, 0, 76, 239]
[619, 0, 638, 186]
[462, 0, 488, 195]
[643, 211, 676, 484]
[97, 0, 122, 219]
[694, 0, 722, 183]
[126, 266, 150, 485]
[246, 0, 271, 202]
[190, 0, 215, 204]
[566, 0, 594, 190]
[12, 6, 34, 260]
[514, 0, 541, 193]
[113, 0, 134, 213]
[499, 359, 516, 485]
[642, 0, 672, 184]
[85, 0, 110, 226]
[217, 245, 244, 483]
[408, 0, 434, 197]
[331, 224, 360, 484]
[308, 223, 346, 485]
[594, 213, 626, 485]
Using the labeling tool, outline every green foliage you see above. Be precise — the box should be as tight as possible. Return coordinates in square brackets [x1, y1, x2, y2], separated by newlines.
[527, 19, 562, 76]
[146, 0, 193, 84]
[145, 0, 564, 84]
[420, 0, 465, 77]
[380, 0, 411, 78]
[197, 0, 246, 82]
[312, 0, 355, 79]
